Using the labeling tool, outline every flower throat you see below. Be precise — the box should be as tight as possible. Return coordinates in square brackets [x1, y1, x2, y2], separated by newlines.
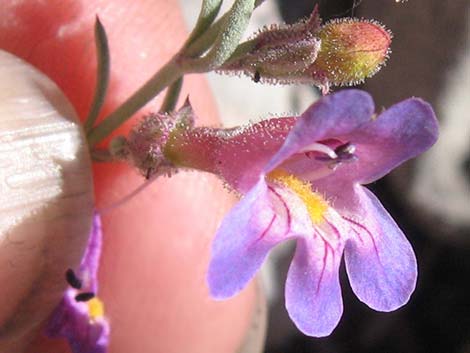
[268, 169, 329, 224]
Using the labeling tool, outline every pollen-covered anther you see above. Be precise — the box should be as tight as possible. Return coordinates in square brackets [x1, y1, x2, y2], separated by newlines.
[65, 269, 82, 290]
[87, 297, 105, 321]
[311, 142, 358, 168]
[75, 292, 95, 302]
[334, 142, 358, 162]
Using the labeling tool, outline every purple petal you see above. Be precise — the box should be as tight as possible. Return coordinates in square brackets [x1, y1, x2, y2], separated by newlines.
[79, 212, 102, 292]
[46, 293, 109, 353]
[329, 98, 439, 184]
[208, 178, 312, 299]
[341, 186, 417, 311]
[285, 237, 344, 337]
[265, 89, 374, 172]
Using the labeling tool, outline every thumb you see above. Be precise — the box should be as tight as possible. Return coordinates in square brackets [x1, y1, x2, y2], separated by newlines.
[0, 50, 93, 352]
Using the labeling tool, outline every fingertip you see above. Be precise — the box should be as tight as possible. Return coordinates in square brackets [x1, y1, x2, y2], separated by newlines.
[0, 1, 259, 352]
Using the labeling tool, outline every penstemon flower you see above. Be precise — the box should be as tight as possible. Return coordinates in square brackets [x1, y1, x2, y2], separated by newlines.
[152, 89, 437, 337]
[121, 89, 438, 336]
[203, 90, 438, 336]
[46, 213, 109, 353]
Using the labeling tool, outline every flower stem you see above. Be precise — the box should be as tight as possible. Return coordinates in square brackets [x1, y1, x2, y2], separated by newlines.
[87, 59, 182, 147]
[159, 77, 183, 113]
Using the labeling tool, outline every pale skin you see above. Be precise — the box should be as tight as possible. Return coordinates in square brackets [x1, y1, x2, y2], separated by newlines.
[0, 0, 261, 352]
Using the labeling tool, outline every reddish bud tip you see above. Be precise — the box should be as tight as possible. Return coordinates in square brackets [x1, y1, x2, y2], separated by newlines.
[311, 18, 392, 89]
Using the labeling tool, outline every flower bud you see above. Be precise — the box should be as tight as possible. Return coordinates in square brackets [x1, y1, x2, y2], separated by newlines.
[310, 18, 391, 92]
[218, 7, 391, 94]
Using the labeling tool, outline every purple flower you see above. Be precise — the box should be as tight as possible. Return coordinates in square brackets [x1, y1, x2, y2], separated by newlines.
[207, 90, 438, 336]
[46, 212, 109, 352]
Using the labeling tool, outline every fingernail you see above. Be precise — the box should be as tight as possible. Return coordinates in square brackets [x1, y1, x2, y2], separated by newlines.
[0, 50, 94, 352]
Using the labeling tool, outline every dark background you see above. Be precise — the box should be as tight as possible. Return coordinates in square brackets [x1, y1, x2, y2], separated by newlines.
[265, 1, 470, 352]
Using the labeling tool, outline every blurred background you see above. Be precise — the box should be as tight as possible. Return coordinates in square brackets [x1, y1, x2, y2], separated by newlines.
[182, 0, 470, 352]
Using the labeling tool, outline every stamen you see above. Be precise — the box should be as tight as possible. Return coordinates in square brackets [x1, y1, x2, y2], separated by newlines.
[75, 292, 96, 302]
[335, 142, 355, 155]
[65, 269, 82, 290]
[294, 142, 358, 181]
[334, 142, 358, 163]
[299, 143, 338, 159]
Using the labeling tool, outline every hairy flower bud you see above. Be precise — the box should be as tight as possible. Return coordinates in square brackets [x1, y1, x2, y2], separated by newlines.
[309, 18, 391, 93]
[218, 6, 391, 94]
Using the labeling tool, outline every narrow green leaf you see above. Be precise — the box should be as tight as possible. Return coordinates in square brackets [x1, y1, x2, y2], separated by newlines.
[183, 0, 265, 59]
[185, 0, 223, 48]
[84, 16, 111, 132]
[180, 0, 256, 73]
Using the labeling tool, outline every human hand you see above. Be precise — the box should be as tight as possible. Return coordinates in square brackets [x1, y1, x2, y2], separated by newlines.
[0, 1, 264, 352]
